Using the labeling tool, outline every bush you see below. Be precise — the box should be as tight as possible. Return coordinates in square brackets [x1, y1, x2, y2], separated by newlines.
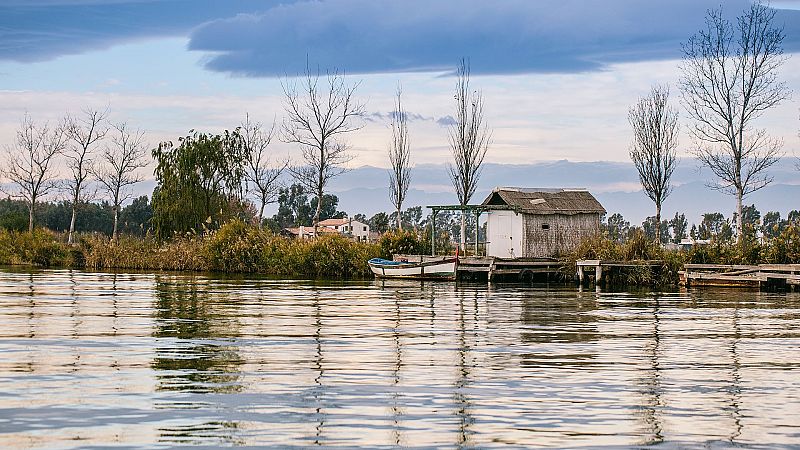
[0, 229, 72, 267]
[378, 229, 428, 259]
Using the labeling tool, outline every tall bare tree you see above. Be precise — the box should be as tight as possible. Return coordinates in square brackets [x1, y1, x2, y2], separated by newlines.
[679, 1, 789, 243]
[64, 107, 109, 244]
[388, 85, 412, 230]
[629, 85, 679, 243]
[447, 59, 490, 252]
[241, 114, 286, 227]
[1, 114, 68, 231]
[93, 122, 148, 241]
[282, 65, 365, 234]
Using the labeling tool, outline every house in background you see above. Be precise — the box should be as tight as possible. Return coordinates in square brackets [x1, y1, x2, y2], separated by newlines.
[283, 217, 374, 242]
[318, 217, 372, 242]
[482, 187, 606, 258]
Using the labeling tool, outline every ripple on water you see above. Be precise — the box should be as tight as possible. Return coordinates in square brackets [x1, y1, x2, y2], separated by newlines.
[0, 269, 799, 449]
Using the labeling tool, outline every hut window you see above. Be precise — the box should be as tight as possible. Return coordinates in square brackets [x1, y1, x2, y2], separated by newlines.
[541, 223, 550, 230]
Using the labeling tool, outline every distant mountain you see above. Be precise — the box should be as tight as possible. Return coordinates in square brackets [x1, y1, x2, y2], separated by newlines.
[328, 159, 800, 225]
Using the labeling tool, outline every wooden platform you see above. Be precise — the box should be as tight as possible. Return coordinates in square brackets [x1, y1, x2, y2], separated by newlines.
[393, 255, 564, 282]
[681, 264, 800, 290]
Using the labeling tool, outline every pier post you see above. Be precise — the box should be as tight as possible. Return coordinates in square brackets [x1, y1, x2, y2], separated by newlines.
[431, 209, 437, 256]
[475, 210, 480, 256]
[578, 266, 584, 285]
[595, 264, 603, 286]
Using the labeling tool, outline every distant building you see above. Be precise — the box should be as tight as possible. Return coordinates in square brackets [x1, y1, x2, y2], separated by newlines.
[482, 187, 606, 258]
[318, 217, 372, 242]
[283, 217, 374, 242]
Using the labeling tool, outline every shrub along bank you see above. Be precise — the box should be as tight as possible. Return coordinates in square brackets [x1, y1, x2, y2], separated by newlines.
[0, 222, 436, 279]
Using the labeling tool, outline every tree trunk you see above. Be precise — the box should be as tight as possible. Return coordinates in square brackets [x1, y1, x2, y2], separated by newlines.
[313, 189, 322, 237]
[397, 206, 402, 231]
[258, 199, 266, 229]
[655, 203, 661, 245]
[28, 200, 35, 233]
[68, 200, 78, 244]
[112, 204, 119, 241]
[460, 211, 466, 253]
[736, 189, 743, 244]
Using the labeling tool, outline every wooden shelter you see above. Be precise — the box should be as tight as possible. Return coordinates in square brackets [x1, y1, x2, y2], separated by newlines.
[482, 187, 605, 258]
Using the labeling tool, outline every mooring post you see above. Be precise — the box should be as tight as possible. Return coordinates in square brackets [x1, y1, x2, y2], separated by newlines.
[431, 209, 437, 257]
[474, 210, 480, 257]
[596, 264, 603, 286]
[578, 266, 584, 285]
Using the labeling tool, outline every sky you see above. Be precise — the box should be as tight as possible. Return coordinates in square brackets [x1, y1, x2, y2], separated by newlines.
[1, 0, 800, 214]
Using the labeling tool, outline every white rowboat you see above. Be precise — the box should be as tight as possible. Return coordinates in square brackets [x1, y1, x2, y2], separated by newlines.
[368, 257, 458, 280]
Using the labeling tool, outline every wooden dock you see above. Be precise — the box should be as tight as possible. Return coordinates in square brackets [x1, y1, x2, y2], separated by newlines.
[681, 264, 800, 290]
[576, 259, 664, 286]
[393, 255, 564, 282]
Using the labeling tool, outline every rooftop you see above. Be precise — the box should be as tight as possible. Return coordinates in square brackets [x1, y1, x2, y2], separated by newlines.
[482, 187, 606, 215]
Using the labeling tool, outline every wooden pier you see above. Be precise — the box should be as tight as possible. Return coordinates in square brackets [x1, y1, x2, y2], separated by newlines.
[393, 255, 565, 282]
[576, 259, 664, 286]
[681, 264, 800, 290]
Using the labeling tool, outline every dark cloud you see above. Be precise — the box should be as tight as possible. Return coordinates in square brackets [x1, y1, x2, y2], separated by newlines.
[4, 0, 800, 75]
[187, 0, 800, 76]
[0, 0, 284, 62]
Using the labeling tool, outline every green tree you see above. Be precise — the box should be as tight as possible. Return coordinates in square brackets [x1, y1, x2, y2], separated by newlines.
[369, 212, 390, 234]
[310, 194, 345, 220]
[274, 184, 311, 228]
[643, 216, 670, 244]
[698, 213, 733, 242]
[0, 198, 30, 231]
[762, 211, 784, 239]
[120, 195, 153, 236]
[670, 212, 688, 244]
[151, 129, 247, 238]
[739, 204, 761, 240]
[604, 213, 630, 243]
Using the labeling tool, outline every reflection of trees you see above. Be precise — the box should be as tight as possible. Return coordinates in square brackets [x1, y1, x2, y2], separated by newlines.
[151, 275, 243, 393]
[635, 294, 664, 445]
[151, 275, 244, 446]
[454, 288, 476, 448]
[313, 292, 325, 446]
[728, 301, 743, 442]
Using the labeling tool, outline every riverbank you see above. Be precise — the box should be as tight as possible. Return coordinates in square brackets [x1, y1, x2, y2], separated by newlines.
[2, 222, 798, 285]
[0, 221, 427, 279]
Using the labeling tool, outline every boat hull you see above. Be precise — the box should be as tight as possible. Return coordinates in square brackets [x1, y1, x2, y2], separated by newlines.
[369, 258, 457, 280]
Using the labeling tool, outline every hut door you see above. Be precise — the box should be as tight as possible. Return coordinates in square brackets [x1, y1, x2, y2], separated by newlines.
[487, 210, 522, 258]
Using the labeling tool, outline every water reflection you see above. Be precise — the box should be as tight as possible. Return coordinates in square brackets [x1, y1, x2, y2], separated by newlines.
[1, 270, 800, 449]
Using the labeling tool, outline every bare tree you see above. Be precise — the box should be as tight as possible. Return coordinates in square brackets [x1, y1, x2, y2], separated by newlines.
[64, 107, 109, 244]
[679, 1, 789, 243]
[241, 114, 286, 228]
[1, 114, 68, 231]
[629, 85, 679, 243]
[282, 65, 365, 234]
[388, 85, 412, 230]
[93, 122, 148, 241]
[447, 59, 490, 252]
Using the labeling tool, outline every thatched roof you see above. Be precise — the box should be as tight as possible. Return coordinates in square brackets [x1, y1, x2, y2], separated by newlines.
[481, 187, 606, 215]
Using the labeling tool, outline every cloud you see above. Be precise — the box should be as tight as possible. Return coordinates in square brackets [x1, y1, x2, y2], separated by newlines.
[188, 0, 800, 77]
[0, 0, 285, 62]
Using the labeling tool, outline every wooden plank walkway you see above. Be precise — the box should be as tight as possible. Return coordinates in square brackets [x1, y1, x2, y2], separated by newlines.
[680, 264, 800, 290]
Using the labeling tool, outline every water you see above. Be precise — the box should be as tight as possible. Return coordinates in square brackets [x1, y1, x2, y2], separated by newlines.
[0, 268, 799, 449]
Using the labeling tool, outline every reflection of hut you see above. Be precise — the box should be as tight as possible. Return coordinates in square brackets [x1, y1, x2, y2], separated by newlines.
[482, 187, 605, 258]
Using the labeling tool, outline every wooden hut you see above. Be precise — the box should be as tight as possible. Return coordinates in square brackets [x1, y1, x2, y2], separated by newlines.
[482, 187, 606, 258]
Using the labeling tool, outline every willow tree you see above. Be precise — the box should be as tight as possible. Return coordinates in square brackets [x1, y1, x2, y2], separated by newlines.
[93, 122, 148, 240]
[1, 114, 68, 231]
[679, 1, 789, 242]
[628, 85, 678, 243]
[241, 114, 286, 227]
[447, 59, 490, 251]
[151, 129, 246, 238]
[388, 86, 411, 230]
[282, 65, 364, 234]
[64, 108, 108, 244]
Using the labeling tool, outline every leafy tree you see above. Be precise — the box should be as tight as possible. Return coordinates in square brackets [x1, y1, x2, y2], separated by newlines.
[151, 129, 247, 238]
[762, 211, 784, 239]
[0, 198, 30, 231]
[310, 194, 345, 220]
[120, 195, 153, 236]
[690, 224, 698, 240]
[274, 184, 312, 228]
[369, 212, 390, 234]
[604, 213, 630, 243]
[739, 204, 761, 240]
[643, 216, 670, 244]
[789, 210, 800, 224]
[670, 212, 688, 244]
[698, 213, 733, 242]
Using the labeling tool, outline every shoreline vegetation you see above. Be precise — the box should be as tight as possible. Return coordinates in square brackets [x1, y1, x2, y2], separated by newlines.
[2, 221, 798, 287]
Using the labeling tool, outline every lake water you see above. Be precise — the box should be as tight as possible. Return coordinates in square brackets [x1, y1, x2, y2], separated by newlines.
[0, 268, 799, 449]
